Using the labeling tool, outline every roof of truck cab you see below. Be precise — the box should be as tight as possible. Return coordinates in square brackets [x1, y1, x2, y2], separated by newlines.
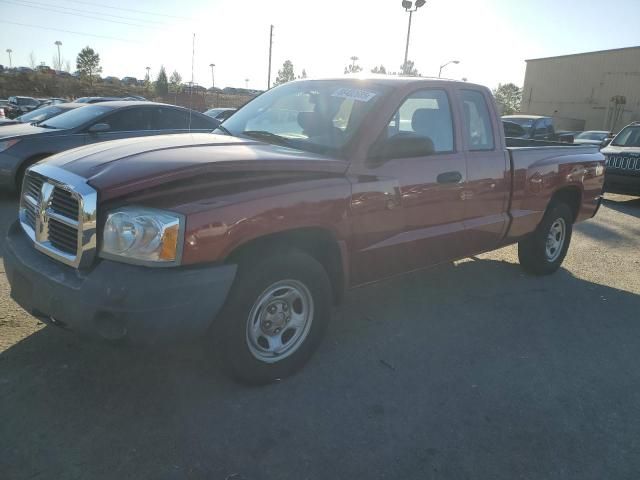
[503, 114, 551, 120]
[291, 75, 482, 87]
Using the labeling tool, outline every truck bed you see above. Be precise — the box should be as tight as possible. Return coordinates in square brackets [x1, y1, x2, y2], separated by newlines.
[505, 143, 604, 239]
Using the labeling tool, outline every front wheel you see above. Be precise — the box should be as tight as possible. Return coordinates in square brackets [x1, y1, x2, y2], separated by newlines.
[214, 250, 332, 385]
[518, 202, 573, 275]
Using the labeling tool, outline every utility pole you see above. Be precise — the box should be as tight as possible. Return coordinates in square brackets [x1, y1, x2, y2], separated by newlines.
[6, 49, 12, 68]
[267, 24, 274, 89]
[54, 41, 62, 70]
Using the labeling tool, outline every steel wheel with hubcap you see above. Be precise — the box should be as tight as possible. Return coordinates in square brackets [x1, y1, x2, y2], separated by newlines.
[215, 250, 332, 385]
[518, 202, 573, 275]
[545, 218, 566, 262]
[246, 280, 314, 363]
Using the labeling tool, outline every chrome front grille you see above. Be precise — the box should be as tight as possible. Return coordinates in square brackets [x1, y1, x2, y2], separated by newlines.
[19, 164, 97, 268]
[605, 155, 640, 171]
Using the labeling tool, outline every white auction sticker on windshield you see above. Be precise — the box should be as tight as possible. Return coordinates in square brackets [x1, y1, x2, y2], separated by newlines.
[331, 88, 377, 102]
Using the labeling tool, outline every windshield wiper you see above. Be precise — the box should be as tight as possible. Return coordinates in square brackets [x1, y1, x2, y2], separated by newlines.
[215, 124, 232, 135]
[241, 130, 293, 147]
[37, 123, 58, 129]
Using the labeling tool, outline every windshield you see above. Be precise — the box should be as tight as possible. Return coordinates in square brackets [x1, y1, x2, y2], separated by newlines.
[611, 126, 640, 147]
[40, 105, 111, 130]
[17, 106, 64, 124]
[576, 131, 608, 141]
[220, 80, 388, 155]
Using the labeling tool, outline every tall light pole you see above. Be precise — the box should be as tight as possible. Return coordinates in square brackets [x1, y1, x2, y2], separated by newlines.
[401, 0, 426, 74]
[6, 49, 12, 68]
[438, 60, 460, 78]
[245, 78, 249, 89]
[54, 41, 62, 70]
[209, 63, 215, 89]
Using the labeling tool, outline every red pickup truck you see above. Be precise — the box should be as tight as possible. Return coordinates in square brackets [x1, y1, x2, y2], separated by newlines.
[5, 77, 605, 384]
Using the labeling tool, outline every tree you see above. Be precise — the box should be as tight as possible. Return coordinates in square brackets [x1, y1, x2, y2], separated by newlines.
[28, 51, 37, 69]
[64, 60, 71, 73]
[344, 56, 362, 74]
[493, 83, 522, 115]
[76, 46, 102, 86]
[298, 68, 307, 79]
[155, 65, 169, 95]
[274, 60, 296, 86]
[169, 70, 182, 92]
[371, 65, 387, 74]
[400, 60, 419, 76]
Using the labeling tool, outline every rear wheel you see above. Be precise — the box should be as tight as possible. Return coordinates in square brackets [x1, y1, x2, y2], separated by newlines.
[214, 250, 332, 385]
[518, 202, 573, 275]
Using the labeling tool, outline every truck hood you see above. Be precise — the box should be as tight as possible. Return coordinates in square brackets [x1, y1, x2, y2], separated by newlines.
[44, 133, 348, 201]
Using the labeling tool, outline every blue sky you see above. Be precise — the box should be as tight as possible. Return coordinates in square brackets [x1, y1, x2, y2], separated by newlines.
[0, 0, 639, 90]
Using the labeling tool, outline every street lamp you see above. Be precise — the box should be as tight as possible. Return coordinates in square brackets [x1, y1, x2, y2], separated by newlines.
[245, 78, 249, 89]
[6, 49, 12, 68]
[438, 60, 460, 78]
[209, 63, 215, 89]
[54, 41, 62, 70]
[401, 0, 426, 74]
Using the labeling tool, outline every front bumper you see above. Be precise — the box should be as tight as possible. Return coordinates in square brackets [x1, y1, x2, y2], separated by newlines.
[604, 172, 640, 196]
[4, 221, 237, 343]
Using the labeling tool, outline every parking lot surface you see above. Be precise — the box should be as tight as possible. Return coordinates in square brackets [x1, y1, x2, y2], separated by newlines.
[1, 192, 639, 480]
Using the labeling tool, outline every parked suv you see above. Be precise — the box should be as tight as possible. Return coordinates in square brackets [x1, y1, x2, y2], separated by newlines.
[8, 96, 41, 115]
[602, 122, 640, 196]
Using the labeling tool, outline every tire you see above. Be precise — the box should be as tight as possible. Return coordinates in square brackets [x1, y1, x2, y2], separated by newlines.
[214, 250, 332, 385]
[518, 202, 573, 275]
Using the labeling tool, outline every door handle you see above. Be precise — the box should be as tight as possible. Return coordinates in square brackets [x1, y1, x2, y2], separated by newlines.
[437, 171, 462, 184]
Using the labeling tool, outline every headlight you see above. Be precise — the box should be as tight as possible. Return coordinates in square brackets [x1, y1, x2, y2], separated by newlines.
[0, 139, 20, 152]
[100, 207, 183, 266]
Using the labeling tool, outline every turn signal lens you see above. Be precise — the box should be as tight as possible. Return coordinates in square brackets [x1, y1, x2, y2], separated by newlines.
[159, 223, 180, 261]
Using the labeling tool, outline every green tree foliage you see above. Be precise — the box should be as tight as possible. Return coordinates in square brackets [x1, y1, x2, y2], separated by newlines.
[169, 70, 182, 92]
[371, 65, 387, 74]
[344, 56, 363, 74]
[298, 68, 308, 79]
[76, 46, 102, 86]
[274, 60, 296, 86]
[400, 60, 419, 76]
[155, 65, 169, 96]
[492, 83, 522, 115]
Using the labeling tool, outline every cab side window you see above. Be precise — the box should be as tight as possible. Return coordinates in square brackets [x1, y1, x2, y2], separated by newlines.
[151, 107, 190, 130]
[385, 89, 454, 154]
[101, 107, 152, 132]
[461, 90, 494, 150]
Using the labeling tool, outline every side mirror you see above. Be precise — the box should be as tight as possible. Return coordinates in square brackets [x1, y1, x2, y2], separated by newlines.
[88, 123, 110, 133]
[368, 134, 435, 164]
[601, 138, 612, 147]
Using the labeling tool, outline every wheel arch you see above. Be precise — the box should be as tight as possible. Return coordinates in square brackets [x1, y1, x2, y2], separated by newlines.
[224, 227, 348, 304]
[548, 185, 582, 222]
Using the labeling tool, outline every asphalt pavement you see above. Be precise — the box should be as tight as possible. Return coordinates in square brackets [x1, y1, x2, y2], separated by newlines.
[1, 192, 639, 480]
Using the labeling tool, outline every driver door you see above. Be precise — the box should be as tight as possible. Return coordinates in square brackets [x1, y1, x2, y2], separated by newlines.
[350, 87, 468, 285]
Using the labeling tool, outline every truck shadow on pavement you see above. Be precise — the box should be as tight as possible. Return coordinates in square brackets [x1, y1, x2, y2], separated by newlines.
[602, 195, 640, 219]
[2, 257, 640, 479]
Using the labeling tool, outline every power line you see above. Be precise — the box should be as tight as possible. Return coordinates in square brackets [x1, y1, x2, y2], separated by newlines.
[58, 0, 191, 20]
[13, 0, 167, 25]
[3, 0, 161, 28]
[0, 20, 140, 42]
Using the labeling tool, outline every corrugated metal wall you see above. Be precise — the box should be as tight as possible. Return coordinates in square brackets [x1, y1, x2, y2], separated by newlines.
[521, 47, 640, 132]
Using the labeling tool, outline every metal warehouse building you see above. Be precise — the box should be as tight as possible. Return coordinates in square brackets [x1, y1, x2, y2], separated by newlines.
[520, 46, 640, 132]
